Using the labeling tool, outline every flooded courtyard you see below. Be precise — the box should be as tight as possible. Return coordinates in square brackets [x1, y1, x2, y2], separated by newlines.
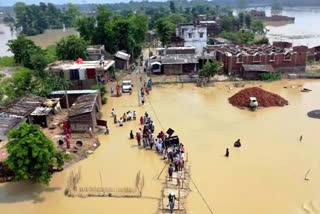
[1, 79, 320, 214]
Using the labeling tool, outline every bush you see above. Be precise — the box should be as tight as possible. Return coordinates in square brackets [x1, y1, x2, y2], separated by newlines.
[102, 96, 107, 104]
[92, 84, 108, 105]
[260, 71, 281, 81]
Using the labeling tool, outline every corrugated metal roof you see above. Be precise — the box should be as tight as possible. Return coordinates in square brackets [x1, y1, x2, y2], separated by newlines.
[0, 95, 45, 117]
[51, 90, 99, 95]
[69, 93, 99, 117]
[160, 54, 198, 65]
[0, 116, 26, 141]
[115, 51, 131, 61]
[47, 60, 114, 71]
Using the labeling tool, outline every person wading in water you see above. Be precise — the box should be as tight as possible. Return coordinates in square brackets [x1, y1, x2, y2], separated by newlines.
[225, 148, 229, 157]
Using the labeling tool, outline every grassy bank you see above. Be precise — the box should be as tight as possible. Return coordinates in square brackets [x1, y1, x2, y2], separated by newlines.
[0, 57, 17, 69]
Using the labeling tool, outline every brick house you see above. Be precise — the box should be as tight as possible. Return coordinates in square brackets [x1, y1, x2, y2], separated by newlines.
[203, 42, 308, 75]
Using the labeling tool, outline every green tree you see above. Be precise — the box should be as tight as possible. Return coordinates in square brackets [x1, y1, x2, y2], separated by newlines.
[30, 53, 49, 77]
[63, 3, 81, 28]
[165, 14, 187, 25]
[56, 35, 88, 60]
[75, 16, 96, 43]
[238, 12, 245, 27]
[221, 16, 233, 32]
[236, 30, 255, 44]
[169, 1, 176, 13]
[7, 35, 42, 68]
[237, 0, 249, 9]
[252, 20, 265, 34]
[199, 60, 222, 81]
[5, 123, 68, 185]
[244, 13, 252, 28]
[32, 73, 71, 97]
[272, 0, 283, 10]
[10, 67, 33, 97]
[94, 5, 112, 45]
[155, 18, 175, 46]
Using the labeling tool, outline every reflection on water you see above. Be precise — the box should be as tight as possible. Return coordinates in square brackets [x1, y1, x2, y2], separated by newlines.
[1, 80, 320, 214]
[0, 23, 16, 57]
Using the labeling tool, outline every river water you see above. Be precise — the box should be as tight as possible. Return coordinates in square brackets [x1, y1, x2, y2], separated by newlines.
[259, 7, 320, 47]
[0, 23, 16, 57]
[0, 26, 76, 57]
[1, 79, 320, 214]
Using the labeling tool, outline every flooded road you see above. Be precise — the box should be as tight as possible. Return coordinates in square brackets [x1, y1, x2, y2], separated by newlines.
[1, 79, 320, 214]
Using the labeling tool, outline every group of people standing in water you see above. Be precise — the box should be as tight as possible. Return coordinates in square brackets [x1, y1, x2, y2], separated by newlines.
[112, 108, 137, 127]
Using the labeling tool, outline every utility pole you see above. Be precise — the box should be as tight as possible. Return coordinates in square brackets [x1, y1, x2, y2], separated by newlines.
[136, 69, 141, 107]
[65, 86, 70, 112]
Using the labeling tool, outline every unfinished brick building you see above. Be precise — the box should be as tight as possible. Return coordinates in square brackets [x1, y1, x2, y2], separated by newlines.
[203, 42, 308, 75]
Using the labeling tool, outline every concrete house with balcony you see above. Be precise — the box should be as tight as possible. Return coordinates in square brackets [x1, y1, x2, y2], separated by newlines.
[175, 24, 207, 54]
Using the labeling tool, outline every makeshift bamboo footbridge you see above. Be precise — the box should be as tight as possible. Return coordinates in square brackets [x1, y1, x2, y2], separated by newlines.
[158, 159, 191, 214]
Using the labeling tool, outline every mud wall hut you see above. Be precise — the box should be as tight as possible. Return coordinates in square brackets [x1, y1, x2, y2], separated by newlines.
[69, 93, 101, 132]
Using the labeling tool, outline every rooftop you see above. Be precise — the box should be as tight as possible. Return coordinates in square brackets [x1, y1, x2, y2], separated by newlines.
[156, 47, 196, 51]
[115, 51, 131, 61]
[212, 37, 233, 44]
[47, 60, 115, 71]
[206, 44, 294, 56]
[0, 115, 26, 141]
[69, 93, 99, 117]
[0, 95, 46, 117]
[51, 90, 99, 95]
[199, 21, 217, 24]
[30, 107, 53, 116]
[160, 54, 198, 65]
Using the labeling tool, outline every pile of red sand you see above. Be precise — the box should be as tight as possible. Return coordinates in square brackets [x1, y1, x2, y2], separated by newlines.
[229, 87, 288, 108]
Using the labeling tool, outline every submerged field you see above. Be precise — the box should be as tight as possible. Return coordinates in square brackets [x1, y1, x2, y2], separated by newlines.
[0, 79, 320, 214]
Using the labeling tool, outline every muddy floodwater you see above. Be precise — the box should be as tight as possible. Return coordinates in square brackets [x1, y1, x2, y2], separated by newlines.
[0, 26, 77, 57]
[264, 7, 320, 47]
[1, 79, 320, 214]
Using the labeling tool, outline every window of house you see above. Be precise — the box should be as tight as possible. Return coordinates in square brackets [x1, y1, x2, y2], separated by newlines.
[236, 54, 243, 63]
[284, 52, 292, 61]
[253, 53, 261, 62]
[270, 53, 275, 62]
[188, 33, 193, 38]
[199, 32, 204, 38]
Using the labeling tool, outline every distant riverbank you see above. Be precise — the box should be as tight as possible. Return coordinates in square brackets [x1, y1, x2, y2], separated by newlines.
[26, 28, 78, 48]
[0, 25, 77, 57]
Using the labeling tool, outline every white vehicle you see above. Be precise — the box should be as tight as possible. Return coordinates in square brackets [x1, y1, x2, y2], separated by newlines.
[122, 80, 132, 93]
